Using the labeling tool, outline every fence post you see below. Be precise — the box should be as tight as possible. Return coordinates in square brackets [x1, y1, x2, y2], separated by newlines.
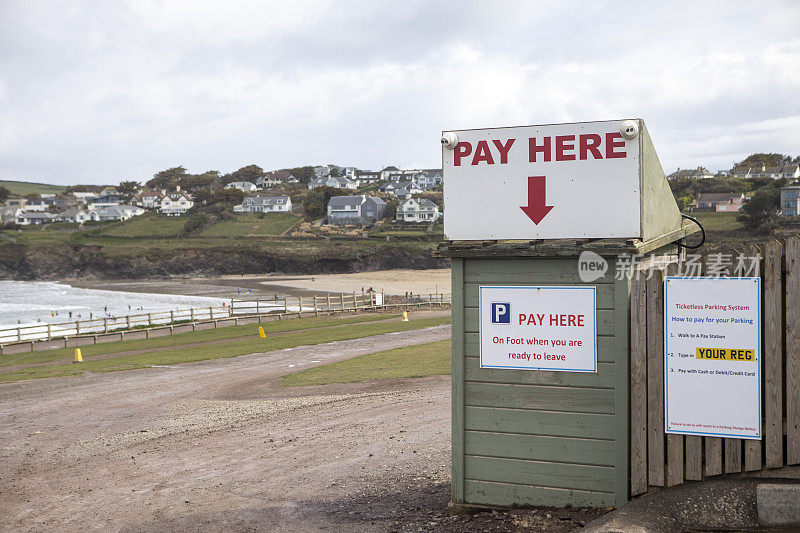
[340, 293, 344, 311]
[209, 306, 213, 319]
[170, 310, 174, 324]
[783, 238, 799, 464]
[327, 293, 331, 312]
[126, 315, 130, 330]
[630, 271, 647, 496]
[47, 324, 52, 341]
[76, 321, 80, 335]
[148, 313, 152, 326]
[298, 297, 303, 317]
[104, 318, 108, 333]
[191, 308, 194, 321]
[646, 268, 665, 487]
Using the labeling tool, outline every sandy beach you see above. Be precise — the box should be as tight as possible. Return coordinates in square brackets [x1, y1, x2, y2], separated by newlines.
[66, 269, 452, 300]
[249, 268, 451, 296]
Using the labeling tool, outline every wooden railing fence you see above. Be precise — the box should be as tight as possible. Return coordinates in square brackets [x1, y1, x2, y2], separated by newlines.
[631, 236, 799, 495]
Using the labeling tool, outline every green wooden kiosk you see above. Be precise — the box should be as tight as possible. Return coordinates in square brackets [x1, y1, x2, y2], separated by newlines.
[437, 119, 699, 508]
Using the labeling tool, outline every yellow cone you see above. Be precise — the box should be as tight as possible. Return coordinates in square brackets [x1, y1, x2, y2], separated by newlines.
[402, 311, 409, 322]
[73, 348, 83, 363]
[258, 326, 266, 339]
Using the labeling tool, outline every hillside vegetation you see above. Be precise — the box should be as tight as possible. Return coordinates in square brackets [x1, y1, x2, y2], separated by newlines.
[0, 180, 66, 196]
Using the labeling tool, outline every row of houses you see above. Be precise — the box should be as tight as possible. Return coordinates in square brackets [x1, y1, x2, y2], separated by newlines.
[307, 166, 443, 192]
[668, 164, 800, 181]
[690, 184, 800, 217]
[325, 195, 441, 225]
[0, 204, 146, 225]
[1, 186, 196, 226]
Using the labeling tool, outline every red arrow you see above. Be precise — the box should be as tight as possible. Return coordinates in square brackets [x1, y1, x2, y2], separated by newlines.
[520, 176, 553, 225]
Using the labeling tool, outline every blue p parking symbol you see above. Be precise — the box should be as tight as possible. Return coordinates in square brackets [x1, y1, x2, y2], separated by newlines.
[491, 303, 511, 324]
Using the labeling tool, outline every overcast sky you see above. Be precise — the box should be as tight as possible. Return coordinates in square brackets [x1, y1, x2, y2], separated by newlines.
[1, 1, 798, 185]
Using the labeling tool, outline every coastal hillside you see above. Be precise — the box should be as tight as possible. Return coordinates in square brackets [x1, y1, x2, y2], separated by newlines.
[0, 212, 448, 279]
[0, 180, 67, 196]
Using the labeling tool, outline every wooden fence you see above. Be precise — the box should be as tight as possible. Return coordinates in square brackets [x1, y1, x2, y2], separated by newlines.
[630, 236, 799, 495]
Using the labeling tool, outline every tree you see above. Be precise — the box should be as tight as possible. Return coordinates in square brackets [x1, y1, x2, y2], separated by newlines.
[0, 186, 9, 203]
[384, 198, 399, 219]
[24, 192, 41, 200]
[280, 166, 315, 183]
[193, 188, 245, 207]
[117, 180, 140, 196]
[302, 186, 349, 220]
[737, 186, 781, 234]
[178, 171, 220, 193]
[739, 153, 792, 167]
[221, 164, 264, 185]
[146, 166, 187, 190]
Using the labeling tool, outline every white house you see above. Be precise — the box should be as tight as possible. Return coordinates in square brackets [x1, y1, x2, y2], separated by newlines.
[55, 208, 90, 224]
[308, 176, 358, 190]
[0, 207, 22, 224]
[233, 196, 293, 213]
[356, 171, 381, 185]
[396, 198, 441, 223]
[89, 205, 145, 221]
[159, 193, 193, 215]
[256, 176, 282, 189]
[380, 166, 403, 182]
[133, 190, 163, 209]
[225, 181, 258, 192]
[16, 212, 57, 225]
[22, 199, 49, 212]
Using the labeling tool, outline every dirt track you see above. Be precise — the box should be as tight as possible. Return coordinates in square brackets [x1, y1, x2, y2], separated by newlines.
[0, 321, 601, 531]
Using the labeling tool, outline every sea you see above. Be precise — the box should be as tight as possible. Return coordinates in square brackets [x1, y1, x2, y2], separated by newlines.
[0, 280, 230, 331]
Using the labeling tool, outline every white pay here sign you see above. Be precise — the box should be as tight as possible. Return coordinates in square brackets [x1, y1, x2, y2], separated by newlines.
[442, 119, 640, 240]
[479, 286, 597, 372]
[665, 277, 761, 440]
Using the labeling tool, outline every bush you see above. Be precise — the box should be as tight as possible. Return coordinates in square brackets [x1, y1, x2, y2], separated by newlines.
[737, 186, 781, 234]
[183, 213, 209, 234]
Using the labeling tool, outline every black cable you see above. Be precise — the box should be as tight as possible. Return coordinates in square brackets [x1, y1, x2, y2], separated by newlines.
[676, 213, 705, 249]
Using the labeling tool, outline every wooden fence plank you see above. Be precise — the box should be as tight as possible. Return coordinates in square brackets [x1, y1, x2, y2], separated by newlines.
[786, 237, 800, 464]
[664, 263, 684, 487]
[646, 268, 665, 486]
[724, 439, 742, 473]
[685, 436, 703, 480]
[705, 437, 722, 476]
[630, 273, 648, 495]
[745, 243, 763, 472]
[765, 240, 784, 467]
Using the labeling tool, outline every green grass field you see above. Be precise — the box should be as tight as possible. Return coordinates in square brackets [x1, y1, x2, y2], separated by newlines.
[687, 212, 744, 232]
[0, 180, 66, 196]
[198, 213, 301, 237]
[281, 339, 450, 386]
[0, 314, 450, 382]
[99, 214, 188, 237]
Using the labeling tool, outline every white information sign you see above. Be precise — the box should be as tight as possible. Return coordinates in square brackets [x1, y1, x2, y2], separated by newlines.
[479, 286, 596, 372]
[443, 119, 640, 240]
[665, 277, 761, 439]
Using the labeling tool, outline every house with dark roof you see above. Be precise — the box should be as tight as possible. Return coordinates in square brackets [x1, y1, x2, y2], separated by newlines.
[391, 181, 423, 199]
[234, 196, 292, 213]
[16, 212, 57, 225]
[396, 198, 441, 223]
[667, 167, 715, 180]
[327, 195, 386, 225]
[695, 193, 745, 212]
[356, 170, 380, 184]
[380, 166, 402, 182]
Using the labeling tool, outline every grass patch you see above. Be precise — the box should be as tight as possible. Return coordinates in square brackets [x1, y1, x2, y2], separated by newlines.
[687, 211, 744, 232]
[198, 213, 301, 237]
[99, 214, 188, 237]
[0, 315, 450, 382]
[3, 314, 401, 367]
[281, 339, 451, 386]
[0, 180, 66, 196]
